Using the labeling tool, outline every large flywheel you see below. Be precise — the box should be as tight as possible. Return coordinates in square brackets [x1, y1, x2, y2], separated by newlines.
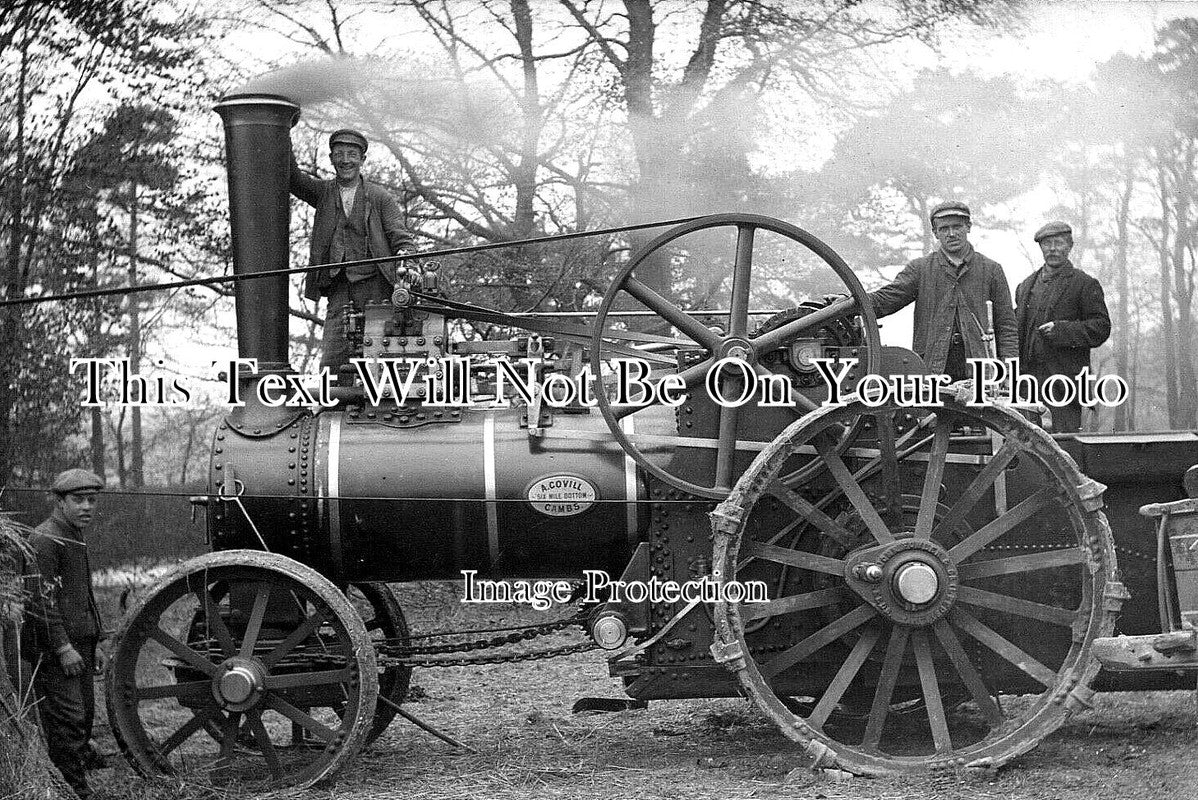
[591, 214, 880, 499]
[709, 396, 1123, 774]
[106, 550, 378, 791]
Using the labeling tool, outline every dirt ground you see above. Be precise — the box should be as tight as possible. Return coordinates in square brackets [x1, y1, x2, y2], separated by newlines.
[305, 658, 1198, 800]
[82, 581, 1198, 800]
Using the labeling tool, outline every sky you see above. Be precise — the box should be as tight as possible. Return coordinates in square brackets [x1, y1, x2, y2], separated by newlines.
[975, 1, 1183, 79]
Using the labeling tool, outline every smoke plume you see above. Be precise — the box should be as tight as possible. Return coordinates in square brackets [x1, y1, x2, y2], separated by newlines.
[229, 56, 511, 147]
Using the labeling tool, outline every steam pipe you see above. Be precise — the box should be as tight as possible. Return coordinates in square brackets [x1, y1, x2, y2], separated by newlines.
[214, 93, 300, 368]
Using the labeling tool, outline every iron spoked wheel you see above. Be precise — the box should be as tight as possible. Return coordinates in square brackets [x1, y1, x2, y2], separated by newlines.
[106, 550, 378, 792]
[348, 582, 411, 743]
[590, 213, 881, 499]
[710, 397, 1123, 774]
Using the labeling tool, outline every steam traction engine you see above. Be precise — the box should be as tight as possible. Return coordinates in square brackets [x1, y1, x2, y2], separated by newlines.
[104, 95, 1198, 790]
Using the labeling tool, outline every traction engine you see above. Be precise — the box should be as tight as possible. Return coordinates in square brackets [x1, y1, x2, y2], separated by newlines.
[103, 94, 1198, 791]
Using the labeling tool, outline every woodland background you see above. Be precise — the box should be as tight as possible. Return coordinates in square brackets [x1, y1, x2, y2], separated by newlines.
[2, 0, 1198, 498]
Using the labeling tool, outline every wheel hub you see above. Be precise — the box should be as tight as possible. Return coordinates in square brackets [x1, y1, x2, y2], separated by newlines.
[718, 336, 756, 363]
[894, 562, 939, 605]
[844, 538, 958, 626]
[212, 657, 266, 712]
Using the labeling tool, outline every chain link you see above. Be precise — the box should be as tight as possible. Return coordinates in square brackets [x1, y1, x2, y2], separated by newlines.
[382, 639, 597, 669]
[380, 611, 588, 658]
[378, 609, 595, 667]
[189, 608, 594, 670]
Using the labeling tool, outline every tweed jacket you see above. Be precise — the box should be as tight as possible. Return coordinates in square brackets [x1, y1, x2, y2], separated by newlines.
[24, 510, 101, 652]
[1015, 261, 1110, 380]
[290, 160, 416, 302]
[869, 247, 1018, 374]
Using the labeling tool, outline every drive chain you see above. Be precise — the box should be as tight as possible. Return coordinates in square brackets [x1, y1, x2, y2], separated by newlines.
[204, 608, 596, 670]
[376, 609, 596, 667]
[379, 639, 596, 669]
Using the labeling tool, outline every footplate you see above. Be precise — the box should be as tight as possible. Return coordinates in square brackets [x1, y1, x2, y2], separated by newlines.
[1094, 497, 1198, 672]
[1093, 630, 1198, 671]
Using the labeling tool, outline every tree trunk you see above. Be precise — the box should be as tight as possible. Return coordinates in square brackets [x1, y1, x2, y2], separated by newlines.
[179, 414, 196, 486]
[1157, 164, 1180, 427]
[510, 0, 541, 242]
[1113, 160, 1134, 431]
[622, 0, 675, 298]
[89, 251, 106, 478]
[128, 179, 144, 489]
[1170, 144, 1197, 429]
[0, 31, 31, 488]
[114, 407, 127, 488]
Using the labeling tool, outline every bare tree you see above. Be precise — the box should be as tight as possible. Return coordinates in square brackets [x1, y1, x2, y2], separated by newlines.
[0, 2, 201, 487]
[243, 0, 1020, 305]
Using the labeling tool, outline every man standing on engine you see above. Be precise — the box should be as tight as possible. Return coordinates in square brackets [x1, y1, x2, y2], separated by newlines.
[290, 129, 416, 371]
[1015, 221, 1111, 432]
[869, 200, 1018, 381]
[25, 469, 107, 799]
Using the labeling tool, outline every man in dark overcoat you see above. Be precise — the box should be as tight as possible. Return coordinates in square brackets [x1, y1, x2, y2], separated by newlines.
[24, 469, 106, 799]
[290, 128, 416, 371]
[1015, 221, 1111, 432]
[869, 200, 1018, 380]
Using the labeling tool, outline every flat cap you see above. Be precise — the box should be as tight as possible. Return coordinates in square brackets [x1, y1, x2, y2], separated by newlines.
[50, 468, 104, 494]
[328, 128, 367, 154]
[930, 200, 971, 222]
[1033, 221, 1073, 243]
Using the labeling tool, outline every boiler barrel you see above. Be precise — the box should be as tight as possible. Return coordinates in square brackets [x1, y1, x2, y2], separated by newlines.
[209, 406, 650, 582]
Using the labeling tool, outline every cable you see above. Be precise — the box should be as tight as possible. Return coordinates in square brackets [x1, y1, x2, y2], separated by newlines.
[0, 215, 705, 309]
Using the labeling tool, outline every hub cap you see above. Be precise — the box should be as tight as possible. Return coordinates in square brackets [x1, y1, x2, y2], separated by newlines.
[894, 562, 939, 605]
[844, 537, 959, 626]
[212, 658, 266, 712]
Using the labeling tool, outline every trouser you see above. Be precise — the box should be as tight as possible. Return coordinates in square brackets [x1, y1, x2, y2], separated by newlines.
[321, 272, 394, 371]
[33, 636, 97, 798]
[943, 334, 970, 382]
[1049, 400, 1082, 433]
[1029, 369, 1083, 433]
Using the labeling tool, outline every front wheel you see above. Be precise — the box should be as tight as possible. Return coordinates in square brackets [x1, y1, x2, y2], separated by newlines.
[106, 550, 378, 792]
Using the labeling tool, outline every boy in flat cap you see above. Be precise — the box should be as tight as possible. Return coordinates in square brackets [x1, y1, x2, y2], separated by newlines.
[869, 200, 1017, 380]
[1015, 221, 1111, 432]
[24, 469, 106, 798]
[290, 128, 416, 371]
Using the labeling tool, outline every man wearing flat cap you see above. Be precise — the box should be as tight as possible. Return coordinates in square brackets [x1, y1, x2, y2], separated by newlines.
[869, 200, 1017, 380]
[24, 469, 107, 798]
[290, 128, 416, 371]
[1015, 221, 1111, 432]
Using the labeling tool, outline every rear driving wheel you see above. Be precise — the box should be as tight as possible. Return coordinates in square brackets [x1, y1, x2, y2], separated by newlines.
[710, 397, 1123, 774]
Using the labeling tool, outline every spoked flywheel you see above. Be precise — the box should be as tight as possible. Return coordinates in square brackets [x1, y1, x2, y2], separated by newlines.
[106, 550, 378, 791]
[591, 213, 880, 499]
[709, 397, 1124, 774]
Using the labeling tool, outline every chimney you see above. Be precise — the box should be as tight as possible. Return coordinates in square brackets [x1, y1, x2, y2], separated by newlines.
[214, 94, 300, 368]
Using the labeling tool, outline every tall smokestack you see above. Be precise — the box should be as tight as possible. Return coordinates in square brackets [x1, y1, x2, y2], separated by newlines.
[214, 94, 300, 367]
